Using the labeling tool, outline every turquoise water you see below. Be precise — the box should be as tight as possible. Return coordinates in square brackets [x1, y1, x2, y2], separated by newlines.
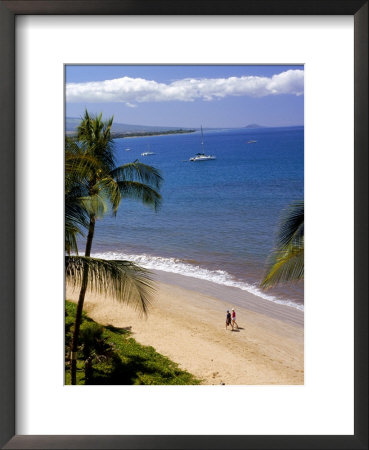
[85, 126, 304, 309]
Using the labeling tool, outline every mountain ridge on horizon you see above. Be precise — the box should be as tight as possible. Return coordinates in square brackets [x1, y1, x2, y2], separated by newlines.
[66, 117, 194, 134]
[66, 117, 303, 134]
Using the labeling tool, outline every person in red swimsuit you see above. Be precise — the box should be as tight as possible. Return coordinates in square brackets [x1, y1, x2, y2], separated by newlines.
[231, 308, 238, 329]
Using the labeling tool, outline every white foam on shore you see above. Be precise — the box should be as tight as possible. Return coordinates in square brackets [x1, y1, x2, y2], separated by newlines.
[90, 251, 304, 312]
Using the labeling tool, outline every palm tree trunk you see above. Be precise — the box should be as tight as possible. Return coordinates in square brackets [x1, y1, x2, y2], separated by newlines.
[70, 215, 96, 385]
[70, 264, 88, 385]
[85, 215, 96, 257]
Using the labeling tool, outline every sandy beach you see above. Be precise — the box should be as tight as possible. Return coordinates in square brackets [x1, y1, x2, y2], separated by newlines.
[66, 270, 304, 385]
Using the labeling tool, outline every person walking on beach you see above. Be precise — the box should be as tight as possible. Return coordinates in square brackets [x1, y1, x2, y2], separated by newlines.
[226, 310, 233, 330]
[231, 308, 239, 329]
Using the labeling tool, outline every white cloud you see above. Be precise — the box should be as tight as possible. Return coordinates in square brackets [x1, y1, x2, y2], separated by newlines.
[66, 69, 304, 105]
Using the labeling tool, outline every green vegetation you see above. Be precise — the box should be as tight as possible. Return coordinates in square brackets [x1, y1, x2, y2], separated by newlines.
[66, 110, 163, 384]
[261, 200, 304, 288]
[67, 129, 195, 139]
[65, 301, 200, 385]
[111, 129, 196, 138]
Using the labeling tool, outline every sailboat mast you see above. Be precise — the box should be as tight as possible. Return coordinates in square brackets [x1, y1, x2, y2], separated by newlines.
[200, 125, 204, 150]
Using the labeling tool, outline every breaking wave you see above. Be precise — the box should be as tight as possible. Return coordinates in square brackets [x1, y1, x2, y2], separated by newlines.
[90, 251, 304, 312]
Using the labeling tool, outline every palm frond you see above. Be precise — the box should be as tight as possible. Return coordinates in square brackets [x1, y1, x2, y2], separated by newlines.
[65, 256, 155, 315]
[117, 180, 162, 211]
[261, 246, 304, 288]
[66, 152, 103, 182]
[276, 201, 304, 248]
[97, 177, 121, 214]
[65, 191, 89, 225]
[79, 194, 109, 219]
[261, 200, 304, 289]
[65, 223, 83, 255]
[111, 161, 163, 190]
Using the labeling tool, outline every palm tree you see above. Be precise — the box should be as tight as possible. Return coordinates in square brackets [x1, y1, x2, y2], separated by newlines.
[66, 111, 162, 384]
[261, 200, 304, 288]
[76, 110, 162, 257]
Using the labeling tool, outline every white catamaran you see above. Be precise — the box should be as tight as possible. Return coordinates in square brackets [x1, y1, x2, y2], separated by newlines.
[189, 126, 216, 162]
[141, 144, 156, 156]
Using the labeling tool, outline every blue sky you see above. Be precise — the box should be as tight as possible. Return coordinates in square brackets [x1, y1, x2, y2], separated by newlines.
[65, 65, 304, 128]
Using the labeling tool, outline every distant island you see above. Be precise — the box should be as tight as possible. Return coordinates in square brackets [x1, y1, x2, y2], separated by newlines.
[244, 124, 266, 129]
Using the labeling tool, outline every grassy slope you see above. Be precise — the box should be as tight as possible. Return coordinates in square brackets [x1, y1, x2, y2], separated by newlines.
[65, 301, 201, 385]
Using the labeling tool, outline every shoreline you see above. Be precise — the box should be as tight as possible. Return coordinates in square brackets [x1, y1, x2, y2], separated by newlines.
[66, 130, 196, 139]
[89, 251, 304, 314]
[151, 269, 303, 327]
[116, 130, 195, 139]
[66, 270, 304, 385]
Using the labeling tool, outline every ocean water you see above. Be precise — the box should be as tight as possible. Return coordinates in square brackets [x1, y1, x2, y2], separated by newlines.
[82, 127, 304, 310]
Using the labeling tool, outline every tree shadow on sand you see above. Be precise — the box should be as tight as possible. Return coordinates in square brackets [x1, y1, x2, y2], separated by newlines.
[105, 324, 132, 335]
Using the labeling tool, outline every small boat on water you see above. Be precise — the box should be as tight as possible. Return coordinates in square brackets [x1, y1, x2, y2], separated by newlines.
[247, 140, 257, 144]
[189, 126, 216, 162]
[125, 148, 131, 151]
[190, 153, 216, 162]
[141, 144, 155, 156]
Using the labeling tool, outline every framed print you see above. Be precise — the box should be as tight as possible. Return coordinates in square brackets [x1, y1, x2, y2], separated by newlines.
[64, 63, 305, 389]
[0, 1, 367, 449]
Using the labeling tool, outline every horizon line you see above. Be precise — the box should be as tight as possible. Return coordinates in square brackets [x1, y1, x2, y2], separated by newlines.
[66, 117, 304, 130]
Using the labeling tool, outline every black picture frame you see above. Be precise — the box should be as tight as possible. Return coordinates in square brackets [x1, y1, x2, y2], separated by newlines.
[0, 1, 367, 449]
